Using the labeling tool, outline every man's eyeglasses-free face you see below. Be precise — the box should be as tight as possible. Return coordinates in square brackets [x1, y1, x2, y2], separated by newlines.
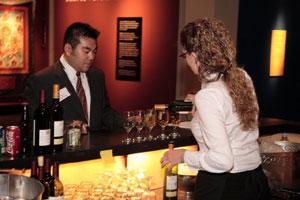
[179, 52, 189, 59]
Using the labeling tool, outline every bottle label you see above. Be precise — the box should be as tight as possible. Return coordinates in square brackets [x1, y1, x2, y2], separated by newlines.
[49, 196, 64, 200]
[39, 129, 51, 146]
[166, 190, 177, 197]
[166, 175, 177, 190]
[54, 120, 64, 137]
[166, 191, 177, 197]
[33, 120, 36, 146]
[54, 138, 63, 145]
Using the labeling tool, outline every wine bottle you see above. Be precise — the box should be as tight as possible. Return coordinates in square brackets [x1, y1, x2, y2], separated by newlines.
[19, 102, 31, 154]
[163, 141, 178, 200]
[49, 162, 64, 199]
[49, 84, 64, 153]
[30, 160, 38, 179]
[44, 157, 54, 185]
[168, 100, 193, 114]
[33, 89, 51, 155]
[38, 164, 50, 200]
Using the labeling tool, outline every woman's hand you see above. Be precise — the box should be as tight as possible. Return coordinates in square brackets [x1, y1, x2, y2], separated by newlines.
[160, 149, 186, 170]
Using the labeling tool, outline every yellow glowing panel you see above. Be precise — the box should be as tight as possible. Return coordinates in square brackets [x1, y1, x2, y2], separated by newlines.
[269, 30, 287, 76]
[127, 145, 198, 189]
[20, 145, 198, 188]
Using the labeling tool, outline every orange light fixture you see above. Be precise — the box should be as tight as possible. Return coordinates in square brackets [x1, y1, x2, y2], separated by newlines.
[269, 30, 287, 76]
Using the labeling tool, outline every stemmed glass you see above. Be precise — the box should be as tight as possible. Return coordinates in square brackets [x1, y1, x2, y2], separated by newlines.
[142, 176, 156, 200]
[144, 109, 157, 141]
[157, 109, 170, 140]
[170, 112, 181, 139]
[135, 110, 145, 143]
[122, 111, 135, 144]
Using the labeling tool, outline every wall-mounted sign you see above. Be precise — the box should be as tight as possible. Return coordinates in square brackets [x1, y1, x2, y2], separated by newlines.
[116, 17, 142, 81]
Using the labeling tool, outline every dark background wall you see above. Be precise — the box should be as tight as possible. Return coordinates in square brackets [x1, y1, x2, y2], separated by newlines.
[237, 0, 299, 121]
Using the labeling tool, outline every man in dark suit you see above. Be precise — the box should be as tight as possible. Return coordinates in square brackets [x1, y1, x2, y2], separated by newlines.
[24, 22, 121, 131]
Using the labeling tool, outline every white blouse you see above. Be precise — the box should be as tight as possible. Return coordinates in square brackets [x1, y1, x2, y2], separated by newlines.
[183, 76, 261, 173]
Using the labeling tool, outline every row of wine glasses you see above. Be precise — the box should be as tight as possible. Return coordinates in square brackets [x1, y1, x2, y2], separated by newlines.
[122, 108, 181, 144]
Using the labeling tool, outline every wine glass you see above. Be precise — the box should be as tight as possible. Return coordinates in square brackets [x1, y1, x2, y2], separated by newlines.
[157, 109, 170, 140]
[135, 110, 145, 143]
[170, 112, 181, 139]
[144, 109, 157, 141]
[141, 176, 156, 200]
[122, 111, 135, 144]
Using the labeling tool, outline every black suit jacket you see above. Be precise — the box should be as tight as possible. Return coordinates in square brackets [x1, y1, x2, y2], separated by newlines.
[24, 61, 121, 131]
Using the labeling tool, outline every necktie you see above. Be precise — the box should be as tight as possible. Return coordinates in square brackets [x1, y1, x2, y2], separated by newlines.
[76, 72, 88, 121]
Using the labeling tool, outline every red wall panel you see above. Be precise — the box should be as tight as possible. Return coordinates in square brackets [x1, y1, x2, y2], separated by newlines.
[54, 0, 179, 113]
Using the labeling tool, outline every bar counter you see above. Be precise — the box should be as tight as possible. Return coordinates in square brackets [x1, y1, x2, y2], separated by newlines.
[1, 118, 300, 170]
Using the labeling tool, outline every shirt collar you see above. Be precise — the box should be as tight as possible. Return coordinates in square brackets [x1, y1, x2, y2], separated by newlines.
[60, 54, 78, 80]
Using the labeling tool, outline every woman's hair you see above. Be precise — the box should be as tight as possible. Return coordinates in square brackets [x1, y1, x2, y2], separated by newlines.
[180, 18, 259, 131]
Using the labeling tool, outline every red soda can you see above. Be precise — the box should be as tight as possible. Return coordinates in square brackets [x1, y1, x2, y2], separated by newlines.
[5, 126, 20, 155]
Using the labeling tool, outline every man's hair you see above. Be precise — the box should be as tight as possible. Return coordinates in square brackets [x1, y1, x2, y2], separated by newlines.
[63, 22, 100, 48]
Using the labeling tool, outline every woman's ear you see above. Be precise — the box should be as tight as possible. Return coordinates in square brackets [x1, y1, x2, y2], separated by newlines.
[64, 43, 72, 56]
[191, 52, 201, 68]
[191, 52, 197, 58]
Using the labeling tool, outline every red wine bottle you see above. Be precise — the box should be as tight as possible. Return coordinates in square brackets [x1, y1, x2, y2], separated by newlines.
[49, 84, 64, 153]
[44, 157, 54, 185]
[38, 164, 50, 200]
[33, 89, 51, 155]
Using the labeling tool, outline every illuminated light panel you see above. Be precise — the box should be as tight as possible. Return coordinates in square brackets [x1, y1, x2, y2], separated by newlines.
[269, 30, 287, 77]
[127, 145, 198, 189]
[20, 145, 198, 188]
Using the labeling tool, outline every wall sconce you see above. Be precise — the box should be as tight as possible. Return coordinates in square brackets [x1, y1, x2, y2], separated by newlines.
[269, 30, 287, 77]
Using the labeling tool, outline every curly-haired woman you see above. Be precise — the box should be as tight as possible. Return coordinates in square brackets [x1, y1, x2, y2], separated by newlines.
[161, 18, 270, 200]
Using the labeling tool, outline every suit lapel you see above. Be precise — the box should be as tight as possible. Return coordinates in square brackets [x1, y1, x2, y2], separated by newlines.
[55, 62, 77, 98]
[86, 69, 95, 124]
[54, 62, 85, 118]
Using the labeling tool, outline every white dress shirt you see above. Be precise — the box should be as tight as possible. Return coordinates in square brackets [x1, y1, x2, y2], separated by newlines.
[60, 55, 91, 125]
[184, 73, 261, 173]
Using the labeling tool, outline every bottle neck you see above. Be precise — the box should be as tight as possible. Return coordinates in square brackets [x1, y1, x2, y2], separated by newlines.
[22, 104, 29, 121]
[45, 158, 51, 174]
[31, 161, 37, 176]
[52, 98, 59, 104]
[38, 167, 44, 181]
[168, 141, 175, 150]
[40, 89, 45, 104]
[52, 84, 60, 100]
[53, 162, 59, 178]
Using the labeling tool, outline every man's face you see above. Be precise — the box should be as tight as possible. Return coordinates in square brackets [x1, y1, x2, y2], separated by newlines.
[65, 36, 98, 72]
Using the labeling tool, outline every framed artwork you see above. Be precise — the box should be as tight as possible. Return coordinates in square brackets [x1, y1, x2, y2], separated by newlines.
[0, 6, 29, 74]
[0, 2, 32, 102]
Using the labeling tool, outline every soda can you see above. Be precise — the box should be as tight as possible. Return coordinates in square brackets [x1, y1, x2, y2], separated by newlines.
[5, 126, 20, 155]
[0, 126, 4, 154]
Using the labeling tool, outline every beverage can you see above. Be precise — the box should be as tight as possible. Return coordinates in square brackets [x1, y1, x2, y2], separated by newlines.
[0, 126, 4, 154]
[5, 126, 20, 155]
